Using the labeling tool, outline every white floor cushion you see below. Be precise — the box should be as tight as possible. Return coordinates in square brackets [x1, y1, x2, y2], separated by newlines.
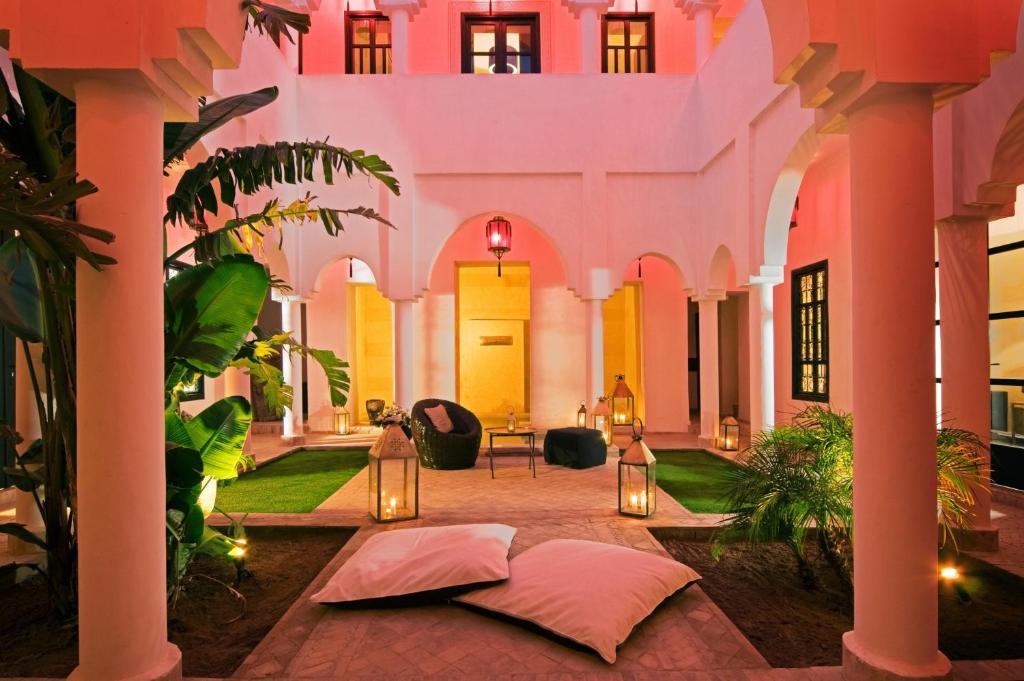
[311, 523, 517, 604]
[453, 538, 701, 663]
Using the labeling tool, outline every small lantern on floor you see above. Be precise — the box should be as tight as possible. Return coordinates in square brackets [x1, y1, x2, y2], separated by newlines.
[506, 407, 518, 432]
[610, 374, 635, 426]
[486, 215, 512, 277]
[576, 401, 587, 428]
[368, 424, 419, 522]
[619, 419, 656, 518]
[333, 405, 351, 435]
[592, 396, 612, 445]
[719, 416, 740, 451]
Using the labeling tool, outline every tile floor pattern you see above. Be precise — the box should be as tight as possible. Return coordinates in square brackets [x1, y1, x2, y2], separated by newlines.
[234, 456, 754, 680]
[230, 451, 1024, 681]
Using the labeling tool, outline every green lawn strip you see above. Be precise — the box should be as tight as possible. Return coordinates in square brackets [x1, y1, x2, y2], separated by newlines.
[654, 449, 738, 514]
[216, 448, 368, 514]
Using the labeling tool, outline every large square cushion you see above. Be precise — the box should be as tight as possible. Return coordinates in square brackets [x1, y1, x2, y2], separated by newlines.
[454, 538, 701, 663]
[312, 524, 517, 604]
[543, 427, 608, 469]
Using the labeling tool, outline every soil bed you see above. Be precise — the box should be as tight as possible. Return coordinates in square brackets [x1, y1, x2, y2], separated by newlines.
[653, 529, 1024, 668]
[0, 525, 354, 678]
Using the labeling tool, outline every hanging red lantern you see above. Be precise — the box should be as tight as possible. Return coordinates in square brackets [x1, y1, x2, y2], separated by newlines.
[485, 215, 512, 277]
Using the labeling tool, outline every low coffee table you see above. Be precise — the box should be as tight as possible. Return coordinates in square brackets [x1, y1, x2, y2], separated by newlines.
[485, 427, 537, 479]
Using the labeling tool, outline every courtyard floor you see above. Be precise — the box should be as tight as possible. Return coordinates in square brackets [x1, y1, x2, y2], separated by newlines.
[224, 434, 1024, 681]
[2, 434, 1022, 680]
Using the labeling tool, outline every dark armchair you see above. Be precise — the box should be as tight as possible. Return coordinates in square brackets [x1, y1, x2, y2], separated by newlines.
[411, 399, 482, 470]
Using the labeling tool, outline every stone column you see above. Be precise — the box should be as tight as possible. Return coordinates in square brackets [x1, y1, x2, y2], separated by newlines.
[844, 87, 950, 681]
[586, 299, 605, 402]
[749, 269, 782, 433]
[697, 296, 721, 445]
[678, 0, 720, 70]
[393, 299, 415, 409]
[938, 219, 992, 530]
[281, 297, 306, 444]
[567, 0, 612, 75]
[379, 0, 422, 75]
[72, 78, 181, 681]
[223, 366, 254, 454]
[10, 343, 43, 558]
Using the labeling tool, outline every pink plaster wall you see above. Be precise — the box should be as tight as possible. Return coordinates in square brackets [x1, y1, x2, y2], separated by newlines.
[774, 137, 853, 419]
[306, 259, 353, 431]
[624, 256, 690, 432]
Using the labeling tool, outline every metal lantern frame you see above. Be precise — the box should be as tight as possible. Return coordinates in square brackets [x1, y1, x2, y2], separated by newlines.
[333, 405, 351, 435]
[719, 415, 740, 451]
[610, 374, 635, 428]
[618, 419, 656, 518]
[576, 401, 588, 428]
[591, 396, 613, 445]
[485, 215, 513, 277]
[368, 424, 420, 523]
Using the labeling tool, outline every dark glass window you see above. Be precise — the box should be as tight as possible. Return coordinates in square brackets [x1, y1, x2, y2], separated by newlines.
[346, 12, 392, 74]
[603, 14, 654, 73]
[461, 14, 540, 74]
[792, 260, 829, 401]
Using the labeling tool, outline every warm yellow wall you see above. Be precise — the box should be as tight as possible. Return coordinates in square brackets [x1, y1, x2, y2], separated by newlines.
[457, 263, 531, 422]
[603, 283, 644, 420]
[990, 207, 1024, 413]
[349, 284, 394, 422]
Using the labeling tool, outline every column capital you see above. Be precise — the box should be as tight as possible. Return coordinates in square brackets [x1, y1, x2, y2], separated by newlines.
[271, 291, 310, 305]
[747, 264, 785, 287]
[694, 290, 727, 303]
[377, 0, 426, 19]
[0, 0, 246, 121]
[762, 0, 1019, 133]
[675, 0, 720, 19]
[563, 0, 614, 18]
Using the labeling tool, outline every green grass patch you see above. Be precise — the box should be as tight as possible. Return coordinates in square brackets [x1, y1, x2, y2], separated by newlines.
[655, 449, 738, 514]
[216, 448, 368, 514]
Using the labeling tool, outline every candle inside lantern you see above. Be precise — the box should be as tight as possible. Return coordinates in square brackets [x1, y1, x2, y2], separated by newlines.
[630, 493, 639, 509]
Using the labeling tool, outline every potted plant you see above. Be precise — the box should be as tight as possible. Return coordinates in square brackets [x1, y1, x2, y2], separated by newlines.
[373, 404, 412, 438]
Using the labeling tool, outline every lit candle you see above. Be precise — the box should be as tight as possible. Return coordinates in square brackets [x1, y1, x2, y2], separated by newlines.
[640, 490, 647, 511]
[630, 493, 639, 509]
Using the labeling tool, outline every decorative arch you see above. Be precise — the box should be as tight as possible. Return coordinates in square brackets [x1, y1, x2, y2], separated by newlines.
[762, 126, 820, 271]
[706, 243, 736, 294]
[310, 254, 383, 296]
[614, 250, 690, 294]
[426, 210, 571, 293]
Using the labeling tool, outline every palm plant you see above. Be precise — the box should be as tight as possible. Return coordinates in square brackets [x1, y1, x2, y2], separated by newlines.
[0, 0, 398, 615]
[714, 404, 988, 588]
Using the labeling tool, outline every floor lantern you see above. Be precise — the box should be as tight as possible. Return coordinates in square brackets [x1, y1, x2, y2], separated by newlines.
[719, 415, 740, 451]
[618, 419, 656, 518]
[576, 401, 587, 428]
[486, 215, 512, 277]
[592, 396, 612, 445]
[333, 405, 351, 435]
[610, 374, 635, 426]
[368, 424, 419, 522]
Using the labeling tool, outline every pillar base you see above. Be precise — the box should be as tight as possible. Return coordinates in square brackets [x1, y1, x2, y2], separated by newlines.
[697, 436, 717, 448]
[281, 435, 307, 446]
[70, 642, 181, 681]
[842, 632, 950, 681]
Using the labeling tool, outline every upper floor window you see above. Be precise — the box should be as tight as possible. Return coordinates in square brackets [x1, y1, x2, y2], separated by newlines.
[603, 14, 654, 73]
[346, 12, 392, 74]
[792, 260, 829, 401]
[461, 14, 540, 74]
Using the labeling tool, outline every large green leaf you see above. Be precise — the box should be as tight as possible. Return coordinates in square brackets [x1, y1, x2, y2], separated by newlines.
[0, 522, 47, 550]
[0, 237, 43, 342]
[163, 87, 279, 167]
[165, 255, 269, 375]
[307, 348, 350, 408]
[185, 396, 253, 480]
[166, 444, 204, 489]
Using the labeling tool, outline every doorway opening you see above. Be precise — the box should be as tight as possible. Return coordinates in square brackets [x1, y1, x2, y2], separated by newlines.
[456, 262, 531, 426]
